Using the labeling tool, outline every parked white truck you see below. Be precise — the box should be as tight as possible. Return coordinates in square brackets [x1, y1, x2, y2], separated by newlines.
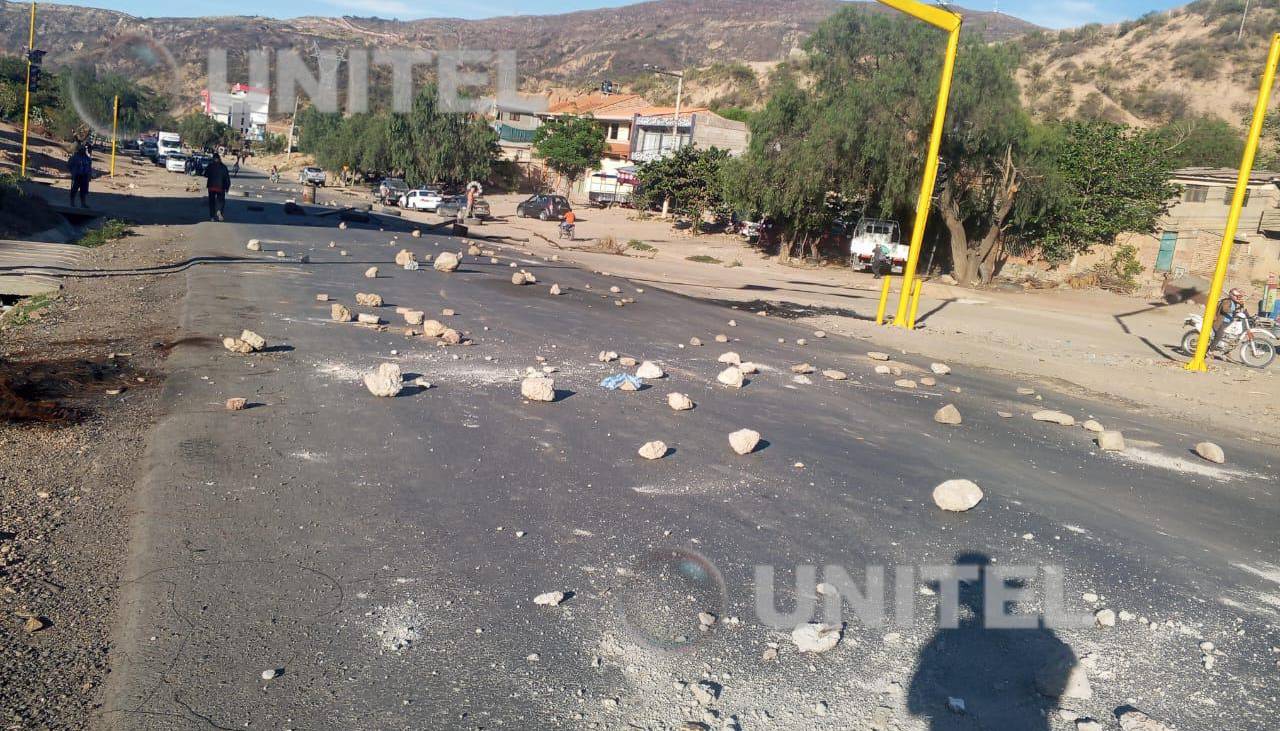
[156, 132, 182, 162]
[848, 218, 906, 274]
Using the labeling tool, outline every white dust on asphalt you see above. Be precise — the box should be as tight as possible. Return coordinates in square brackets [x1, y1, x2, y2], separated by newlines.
[1112, 447, 1259, 481]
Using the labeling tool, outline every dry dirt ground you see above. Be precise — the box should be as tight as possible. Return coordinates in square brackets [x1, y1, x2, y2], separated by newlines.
[367, 192, 1280, 443]
[1, 214, 187, 728]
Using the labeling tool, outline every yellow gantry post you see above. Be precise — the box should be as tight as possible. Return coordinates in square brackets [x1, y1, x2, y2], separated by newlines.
[1186, 32, 1280, 372]
[876, 0, 962, 329]
[110, 95, 119, 178]
[19, 2, 36, 177]
[907, 278, 924, 329]
[875, 275, 895, 325]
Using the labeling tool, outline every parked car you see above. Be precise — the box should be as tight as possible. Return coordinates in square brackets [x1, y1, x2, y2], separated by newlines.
[437, 195, 491, 220]
[517, 194, 572, 220]
[139, 141, 159, 163]
[164, 153, 188, 173]
[298, 167, 327, 186]
[399, 188, 444, 212]
[377, 178, 409, 205]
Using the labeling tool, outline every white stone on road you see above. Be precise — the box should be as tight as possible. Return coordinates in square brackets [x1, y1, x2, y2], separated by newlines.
[791, 622, 842, 653]
[717, 366, 745, 388]
[1033, 410, 1076, 426]
[934, 404, 963, 425]
[1195, 441, 1225, 464]
[667, 393, 695, 411]
[364, 363, 403, 398]
[638, 441, 668, 460]
[932, 479, 983, 512]
[729, 429, 761, 455]
[521, 377, 556, 403]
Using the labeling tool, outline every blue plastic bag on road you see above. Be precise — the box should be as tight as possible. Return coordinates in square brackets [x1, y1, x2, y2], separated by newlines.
[600, 373, 642, 391]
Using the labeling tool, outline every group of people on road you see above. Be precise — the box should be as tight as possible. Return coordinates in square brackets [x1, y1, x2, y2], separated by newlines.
[64, 144, 230, 221]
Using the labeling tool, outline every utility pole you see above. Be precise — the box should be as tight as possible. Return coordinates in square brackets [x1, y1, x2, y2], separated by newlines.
[1238, 0, 1252, 43]
[110, 95, 119, 178]
[286, 95, 299, 159]
[19, 2, 38, 177]
[644, 64, 686, 218]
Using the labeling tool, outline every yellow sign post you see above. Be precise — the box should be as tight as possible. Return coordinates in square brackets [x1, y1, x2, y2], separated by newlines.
[875, 0, 961, 329]
[907, 278, 925, 329]
[875, 275, 895, 325]
[110, 95, 119, 178]
[1185, 32, 1280, 372]
[19, 2, 37, 177]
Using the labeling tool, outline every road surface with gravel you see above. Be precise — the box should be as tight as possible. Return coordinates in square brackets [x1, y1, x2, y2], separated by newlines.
[97, 183, 1279, 731]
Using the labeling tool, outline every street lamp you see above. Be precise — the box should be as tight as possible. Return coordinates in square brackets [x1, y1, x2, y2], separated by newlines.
[643, 64, 685, 152]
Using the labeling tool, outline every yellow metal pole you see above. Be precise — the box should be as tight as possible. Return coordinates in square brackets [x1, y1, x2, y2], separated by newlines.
[110, 95, 119, 178]
[873, 0, 961, 328]
[1186, 32, 1280, 372]
[875, 275, 895, 325]
[19, 2, 36, 177]
[907, 278, 924, 329]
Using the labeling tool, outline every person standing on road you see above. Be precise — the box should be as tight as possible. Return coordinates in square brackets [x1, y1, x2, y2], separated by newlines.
[871, 243, 890, 279]
[68, 146, 93, 208]
[204, 153, 231, 222]
[1208, 287, 1247, 356]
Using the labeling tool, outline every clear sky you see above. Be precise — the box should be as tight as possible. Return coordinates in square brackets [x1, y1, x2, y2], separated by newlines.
[61, 0, 1191, 30]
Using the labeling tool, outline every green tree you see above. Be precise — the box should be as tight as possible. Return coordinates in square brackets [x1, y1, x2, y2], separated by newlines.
[1017, 121, 1176, 263]
[176, 113, 238, 151]
[726, 10, 1036, 277]
[635, 146, 731, 234]
[1153, 115, 1245, 169]
[532, 115, 606, 195]
[295, 85, 498, 186]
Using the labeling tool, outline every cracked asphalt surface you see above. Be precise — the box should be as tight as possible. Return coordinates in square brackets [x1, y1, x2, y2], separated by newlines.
[98, 179, 1279, 730]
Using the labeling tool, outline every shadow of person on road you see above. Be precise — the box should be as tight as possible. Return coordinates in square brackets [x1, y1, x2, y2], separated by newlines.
[907, 552, 1081, 729]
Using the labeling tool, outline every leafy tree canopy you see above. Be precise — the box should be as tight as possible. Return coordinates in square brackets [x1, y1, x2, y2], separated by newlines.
[532, 115, 606, 192]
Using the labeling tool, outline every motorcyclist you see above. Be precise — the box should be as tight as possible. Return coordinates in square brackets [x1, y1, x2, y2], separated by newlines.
[559, 209, 576, 238]
[1208, 287, 1247, 355]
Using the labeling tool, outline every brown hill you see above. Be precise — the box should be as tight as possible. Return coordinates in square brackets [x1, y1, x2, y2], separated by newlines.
[0, 0, 1037, 111]
[1017, 1, 1279, 127]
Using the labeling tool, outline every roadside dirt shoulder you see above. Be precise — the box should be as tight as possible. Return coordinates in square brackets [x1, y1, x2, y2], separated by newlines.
[0, 224, 188, 728]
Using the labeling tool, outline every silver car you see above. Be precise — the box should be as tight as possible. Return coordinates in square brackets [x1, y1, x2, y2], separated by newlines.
[298, 167, 327, 186]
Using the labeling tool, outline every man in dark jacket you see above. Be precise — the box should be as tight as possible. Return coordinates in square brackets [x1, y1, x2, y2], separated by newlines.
[1208, 287, 1247, 355]
[68, 146, 93, 208]
[204, 153, 231, 221]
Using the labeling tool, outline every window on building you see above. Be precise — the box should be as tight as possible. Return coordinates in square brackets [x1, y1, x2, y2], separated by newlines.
[609, 123, 621, 140]
[1223, 188, 1250, 206]
[1183, 185, 1208, 203]
[510, 113, 522, 122]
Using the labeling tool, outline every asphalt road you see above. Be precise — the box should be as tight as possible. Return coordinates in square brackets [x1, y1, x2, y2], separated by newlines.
[98, 177, 1279, 730]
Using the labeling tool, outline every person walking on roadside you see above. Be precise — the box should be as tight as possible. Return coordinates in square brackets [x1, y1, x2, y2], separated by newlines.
[204, 153, 232, 222]
[68, 146, 93, 208]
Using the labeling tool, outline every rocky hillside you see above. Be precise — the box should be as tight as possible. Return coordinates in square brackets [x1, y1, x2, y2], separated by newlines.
[0, 0, 1036, 109]
[1017, 0, 1279, 128]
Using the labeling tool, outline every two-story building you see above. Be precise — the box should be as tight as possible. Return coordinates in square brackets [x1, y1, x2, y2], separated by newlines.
[1136, 167, 1280, 285]
[629, 106, 750, 164]
[200, 84, 270, 142]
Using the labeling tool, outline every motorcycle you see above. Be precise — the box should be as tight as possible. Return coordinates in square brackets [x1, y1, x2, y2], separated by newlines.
[558, 222, 575, 241]
[1181, 311, 1277, 369]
